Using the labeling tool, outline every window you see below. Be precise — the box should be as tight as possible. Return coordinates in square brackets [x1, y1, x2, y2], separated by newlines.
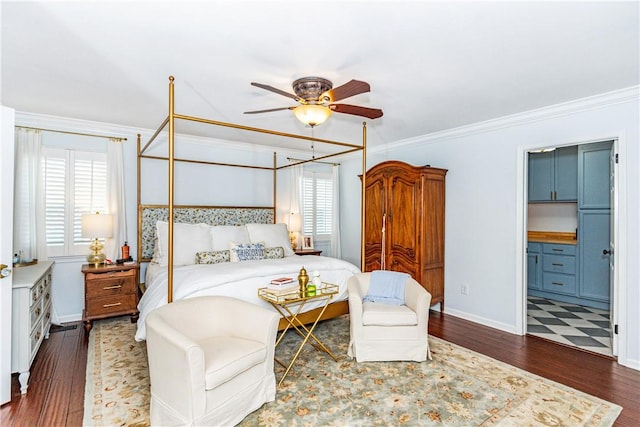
[43, 147, 107, 256]
[302, 171, 333, 240]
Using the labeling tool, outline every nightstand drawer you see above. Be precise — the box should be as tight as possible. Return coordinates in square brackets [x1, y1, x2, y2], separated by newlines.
[86, 294, 137, 317]
[85, 272, 137, 298]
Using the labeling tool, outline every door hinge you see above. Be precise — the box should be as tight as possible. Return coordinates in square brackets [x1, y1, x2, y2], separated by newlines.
[615, 153, 619, 164]
[614, 324, 619, 335]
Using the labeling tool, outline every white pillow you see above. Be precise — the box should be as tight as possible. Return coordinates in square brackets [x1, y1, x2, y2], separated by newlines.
[156, 221, 213, 266]
[210, 225, 251, 251]
[246, 223, 294, 256]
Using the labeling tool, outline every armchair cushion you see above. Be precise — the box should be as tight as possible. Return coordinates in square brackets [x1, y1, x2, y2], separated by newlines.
[362, 302, 418, 326]
[201, 336, 268, 390]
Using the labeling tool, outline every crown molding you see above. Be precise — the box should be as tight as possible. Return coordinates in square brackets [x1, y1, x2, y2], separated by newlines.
[369, 85, 640, 155]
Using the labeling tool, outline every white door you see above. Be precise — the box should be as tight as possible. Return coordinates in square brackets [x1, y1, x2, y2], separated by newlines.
[0, 106, 16, 404]
[609, 143, 617, 356]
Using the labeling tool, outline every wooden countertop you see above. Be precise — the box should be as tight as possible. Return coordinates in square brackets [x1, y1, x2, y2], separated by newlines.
[528, 231, 577, 245]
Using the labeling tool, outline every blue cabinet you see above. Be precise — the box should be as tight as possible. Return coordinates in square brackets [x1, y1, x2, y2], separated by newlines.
[578, 141, 613, 209]
[527, 242, 542, 291]
[578, 210, 610, 303]
[528, 146, 577, 202]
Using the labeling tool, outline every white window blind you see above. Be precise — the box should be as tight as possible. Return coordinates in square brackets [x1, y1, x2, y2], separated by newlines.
[43, 147, 107, 256]
[302, 171, 333, 239]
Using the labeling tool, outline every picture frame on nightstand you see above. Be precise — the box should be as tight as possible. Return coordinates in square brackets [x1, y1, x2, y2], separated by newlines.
[302, 235, 314, 249]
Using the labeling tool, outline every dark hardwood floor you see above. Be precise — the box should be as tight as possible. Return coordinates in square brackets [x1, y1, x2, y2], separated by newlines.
[1, 311, 639, 426]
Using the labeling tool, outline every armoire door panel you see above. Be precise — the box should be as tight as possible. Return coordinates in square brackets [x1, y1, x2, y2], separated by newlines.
[388, 174, 421, 263]
[422, 176, 446, 265]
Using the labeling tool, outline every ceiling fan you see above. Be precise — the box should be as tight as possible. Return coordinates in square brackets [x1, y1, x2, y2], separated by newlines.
[245, 77, 383, 127]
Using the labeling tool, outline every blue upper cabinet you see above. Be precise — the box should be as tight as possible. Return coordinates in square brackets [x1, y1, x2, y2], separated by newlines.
[578, 141, 613, 209]
[528, 146, 577, 202]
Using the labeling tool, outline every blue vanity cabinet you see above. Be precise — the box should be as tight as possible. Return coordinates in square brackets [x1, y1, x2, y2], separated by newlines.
[540, 243, 577, 296]
[578, 141, 613, 210]
[578, 210, 610, 305]
[527, 242, 542, 291]
[528, 146, 577, 202]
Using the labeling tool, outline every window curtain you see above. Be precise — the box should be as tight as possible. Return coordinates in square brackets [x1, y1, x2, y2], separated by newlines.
[289, 163, 303, 248]
[104, 139, 127, 261]
[331, 164, 341, 258]
[13, 128, 46, 262]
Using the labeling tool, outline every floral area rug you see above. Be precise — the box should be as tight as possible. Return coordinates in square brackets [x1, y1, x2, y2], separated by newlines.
[84, 315, 621, 426]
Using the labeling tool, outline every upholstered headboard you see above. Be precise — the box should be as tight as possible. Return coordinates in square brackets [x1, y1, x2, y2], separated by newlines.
[138, 205, 275, 261]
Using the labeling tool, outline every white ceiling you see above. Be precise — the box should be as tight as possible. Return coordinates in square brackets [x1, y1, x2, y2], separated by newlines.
[2, 1, 638, 149]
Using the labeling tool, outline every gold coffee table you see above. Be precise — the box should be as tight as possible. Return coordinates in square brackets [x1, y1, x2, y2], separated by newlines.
[258, 283, 339, 385]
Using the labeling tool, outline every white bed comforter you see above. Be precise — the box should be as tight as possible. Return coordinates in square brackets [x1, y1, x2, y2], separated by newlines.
[136, 255, 360, 341]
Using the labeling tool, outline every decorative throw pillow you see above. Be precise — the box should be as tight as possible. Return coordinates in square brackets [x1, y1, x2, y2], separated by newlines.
[264, 246, 285, 259]
[229, 241, 265, 262]
[195, 250, 231, 264]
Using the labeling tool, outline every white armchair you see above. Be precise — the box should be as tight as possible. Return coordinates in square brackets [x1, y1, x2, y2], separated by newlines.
[145, 296, 279, 426]
[347, 272, 432, 362]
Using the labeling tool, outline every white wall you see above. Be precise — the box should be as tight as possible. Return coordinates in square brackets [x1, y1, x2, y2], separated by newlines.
[340, 89, 639, 369]
[527, 203, 578, 232]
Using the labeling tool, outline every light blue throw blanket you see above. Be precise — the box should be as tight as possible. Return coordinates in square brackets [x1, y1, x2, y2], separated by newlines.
[363, 270, 410, 305]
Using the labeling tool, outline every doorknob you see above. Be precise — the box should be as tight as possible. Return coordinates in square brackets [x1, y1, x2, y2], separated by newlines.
[602, 249, 613, 255]
[0, 264, 11, 279]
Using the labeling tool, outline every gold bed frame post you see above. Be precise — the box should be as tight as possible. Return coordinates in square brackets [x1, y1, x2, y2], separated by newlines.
[137, 134, 142, 263]
[361, 122, 367, 271]
[168, 76, 176, 303]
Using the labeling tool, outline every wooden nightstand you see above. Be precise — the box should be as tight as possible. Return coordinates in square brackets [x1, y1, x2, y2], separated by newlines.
[294, 249, 322, 256]
[81, 263, 139, 332]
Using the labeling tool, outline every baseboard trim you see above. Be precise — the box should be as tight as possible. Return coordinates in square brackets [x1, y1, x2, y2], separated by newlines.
[441, 308, 519, 335]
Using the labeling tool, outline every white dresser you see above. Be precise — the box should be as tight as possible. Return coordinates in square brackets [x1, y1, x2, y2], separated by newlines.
[11, 260, 54, 394]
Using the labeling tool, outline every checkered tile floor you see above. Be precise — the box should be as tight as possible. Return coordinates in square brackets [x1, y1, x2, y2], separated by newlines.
[527, 297, 612, 357]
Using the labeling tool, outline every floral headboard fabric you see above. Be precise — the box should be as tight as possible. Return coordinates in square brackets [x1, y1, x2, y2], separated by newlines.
[139, 206, 275, 261]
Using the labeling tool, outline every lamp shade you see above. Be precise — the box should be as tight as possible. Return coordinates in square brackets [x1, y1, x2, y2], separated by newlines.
[289, 213, 302, 233]
[293, 104, 332, 127]
[81, 213, 113, 238]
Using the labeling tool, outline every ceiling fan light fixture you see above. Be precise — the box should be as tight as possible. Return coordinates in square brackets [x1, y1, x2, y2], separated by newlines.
[293, 104, 332, 127]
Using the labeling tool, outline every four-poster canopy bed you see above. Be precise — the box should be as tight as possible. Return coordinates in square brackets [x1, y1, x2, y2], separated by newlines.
[134, 76, 369, 340]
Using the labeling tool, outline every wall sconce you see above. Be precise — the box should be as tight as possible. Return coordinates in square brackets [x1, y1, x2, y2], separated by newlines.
[81, 212, 113, 267]
[287, 213, 302, 250]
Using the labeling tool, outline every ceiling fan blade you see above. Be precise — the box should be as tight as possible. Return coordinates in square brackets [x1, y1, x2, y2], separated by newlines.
[251, 82, 298, 100]
[330, 103, 383, 119]
[244, 106, 294, 114]
[323, 80, 371, 102]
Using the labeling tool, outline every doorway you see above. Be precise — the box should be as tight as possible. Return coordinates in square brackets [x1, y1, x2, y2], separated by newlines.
[524, 139, 616, 358]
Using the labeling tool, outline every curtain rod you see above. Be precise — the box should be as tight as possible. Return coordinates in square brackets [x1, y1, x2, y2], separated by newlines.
[287, 157, 340, 166]
[15, 125, 128, 141]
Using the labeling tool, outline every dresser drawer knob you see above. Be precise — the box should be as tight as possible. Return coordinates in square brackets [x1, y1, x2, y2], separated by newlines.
[35, 307, 41, 316]
[102, 302, 122, 308]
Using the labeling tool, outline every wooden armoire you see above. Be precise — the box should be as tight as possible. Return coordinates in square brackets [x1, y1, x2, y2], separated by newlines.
[363, 161, 447, 309]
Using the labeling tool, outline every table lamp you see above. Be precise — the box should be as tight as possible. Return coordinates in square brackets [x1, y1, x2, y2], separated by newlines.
[288, 213, 302, 250]
[81, 212, 113, 267]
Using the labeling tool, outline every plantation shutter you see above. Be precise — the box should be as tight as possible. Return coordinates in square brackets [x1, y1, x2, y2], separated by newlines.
[43, 152, 66, 249]
[302, 172, 333, 238]
[42, 147, 107, 256]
